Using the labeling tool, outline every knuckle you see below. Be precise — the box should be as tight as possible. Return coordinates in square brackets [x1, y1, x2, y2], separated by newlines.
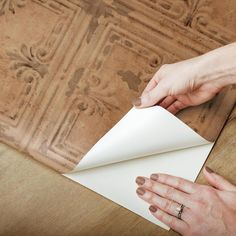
[150, 193, 158, 203]
[161, 82, 171, 93]
[163, 200, 172, 212]
[176, 178, 184, 189]
[178, 101, 186, 109]
[165, 187, 175, 198]
[201, 186, 215, 197]
[172, 102, 181, 110]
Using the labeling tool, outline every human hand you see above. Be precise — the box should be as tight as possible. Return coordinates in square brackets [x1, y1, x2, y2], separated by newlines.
[132, 60, 222, 114]
[135, 167, 236, 236]
[132, 43, 236, 114]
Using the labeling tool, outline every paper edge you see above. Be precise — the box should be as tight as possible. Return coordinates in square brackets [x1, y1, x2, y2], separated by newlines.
[70, 106, 212, 173]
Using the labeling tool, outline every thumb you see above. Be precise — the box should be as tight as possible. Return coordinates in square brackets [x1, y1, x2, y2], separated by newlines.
[203, 166, 236, 192]
[133, 85, 168, 108]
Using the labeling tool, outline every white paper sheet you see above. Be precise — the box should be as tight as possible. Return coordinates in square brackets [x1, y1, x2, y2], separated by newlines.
[63, 106, 214, 230]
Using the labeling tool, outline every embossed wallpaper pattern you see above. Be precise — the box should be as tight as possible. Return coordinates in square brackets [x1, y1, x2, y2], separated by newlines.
[0, 0, 235, 173]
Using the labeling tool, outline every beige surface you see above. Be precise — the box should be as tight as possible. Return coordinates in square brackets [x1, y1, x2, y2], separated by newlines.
[0, 105, 235, 236]
[0, 0, 236, 173]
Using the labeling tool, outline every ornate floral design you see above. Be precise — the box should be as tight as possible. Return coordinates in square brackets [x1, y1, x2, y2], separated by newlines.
[188, 1, 235, 44]
[66, 68, 119, 116]
[136, 0, 196, 24]
[6, 43, 49, 82]
[0, 0, 26, 15]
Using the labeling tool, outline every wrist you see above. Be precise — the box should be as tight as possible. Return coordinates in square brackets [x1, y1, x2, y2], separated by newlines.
[195, 43, 236, 88]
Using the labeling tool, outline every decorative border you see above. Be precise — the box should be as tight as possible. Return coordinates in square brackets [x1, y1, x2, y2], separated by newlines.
[190, 1, 236, 44]
[117, 0, 236, 47]
[42, 20, 180, 165]
[137, 0, 197, 23]
[0, 0, 27, 16]
[0, 0, 80, 136]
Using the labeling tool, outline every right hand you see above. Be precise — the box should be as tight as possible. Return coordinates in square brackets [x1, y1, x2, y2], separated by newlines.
[132, 43, 236, 114]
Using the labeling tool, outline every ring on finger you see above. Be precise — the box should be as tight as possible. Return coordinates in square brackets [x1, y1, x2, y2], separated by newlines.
[154, 196, 186, 220]
[176, 204, 185, 220]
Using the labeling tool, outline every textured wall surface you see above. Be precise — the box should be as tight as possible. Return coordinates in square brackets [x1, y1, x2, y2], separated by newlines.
[0, 0, 235, 173]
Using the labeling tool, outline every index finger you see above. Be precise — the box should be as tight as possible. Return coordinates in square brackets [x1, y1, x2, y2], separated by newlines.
[142, 75, 159, 96]
[150, 173, 199, 194]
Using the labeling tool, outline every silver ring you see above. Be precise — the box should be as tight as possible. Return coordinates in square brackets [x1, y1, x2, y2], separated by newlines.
[176, 204, 184, 219]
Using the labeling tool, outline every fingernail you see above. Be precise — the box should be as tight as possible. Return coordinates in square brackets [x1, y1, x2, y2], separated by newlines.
[132, 97, 141, 107]
[205, 166, 214, 174]
[149, 205, 157, 213]
[136, 187, 145, 196]
[136, 176, 145, 185]
[150, 174, 159, 181]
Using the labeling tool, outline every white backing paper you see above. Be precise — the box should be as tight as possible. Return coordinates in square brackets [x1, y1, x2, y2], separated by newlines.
[63, 106, 214, 230]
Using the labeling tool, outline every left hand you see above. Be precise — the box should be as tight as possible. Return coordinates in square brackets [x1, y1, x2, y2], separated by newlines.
[135, 166, 236, 236]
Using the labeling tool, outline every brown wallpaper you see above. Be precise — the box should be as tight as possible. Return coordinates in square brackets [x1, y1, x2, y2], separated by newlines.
[0, 0, 235, 173]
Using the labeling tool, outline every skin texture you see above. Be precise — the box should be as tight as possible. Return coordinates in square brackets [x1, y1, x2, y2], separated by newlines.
[133, 42, 236, 114]
[134, 43, 236, 234]
[136, 167, 236, 236]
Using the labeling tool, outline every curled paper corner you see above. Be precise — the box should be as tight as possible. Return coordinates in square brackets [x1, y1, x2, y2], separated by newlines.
[72, 106, 211, 172]
[63, 106, 214, 230]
